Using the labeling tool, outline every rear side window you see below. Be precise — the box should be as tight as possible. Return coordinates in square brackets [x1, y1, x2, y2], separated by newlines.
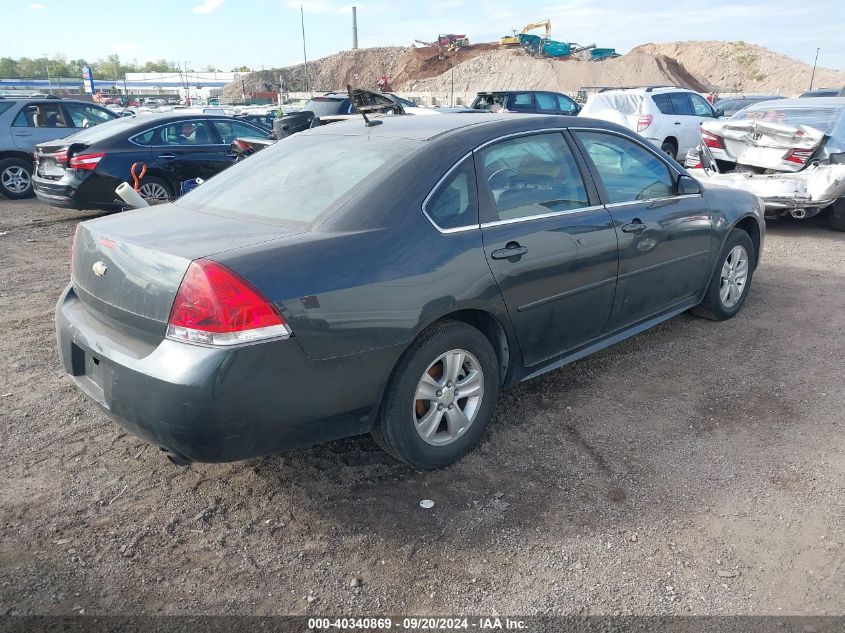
[13, 103, 68, 128]
[213, 120, 266, 143]
[304, 98, 350, 116]
[424, 158, 477, 230]
[510, 93, 534, 110]
[64, 103, 116, 128]
[478, 132, 589, 221]
[575, 131, 674, 204]
[130, 129, 156, 146]
[177, 134, 419, 224]
[668, 93, 693, 115]
[156, 121, 215, 145]
[535, 92, 557, 112]
[651, 94, 673, 115]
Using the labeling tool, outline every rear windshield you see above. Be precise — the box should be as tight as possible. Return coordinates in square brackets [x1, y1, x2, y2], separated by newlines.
[176, 133, 419, 225]
[733, 104, 845, 133]
[472, 94, 507, 111]
[58, 114, 150, 143]
[305, 97, 348, 116]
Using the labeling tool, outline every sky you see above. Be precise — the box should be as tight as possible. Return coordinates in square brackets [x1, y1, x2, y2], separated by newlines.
[3, 0, 845, 72]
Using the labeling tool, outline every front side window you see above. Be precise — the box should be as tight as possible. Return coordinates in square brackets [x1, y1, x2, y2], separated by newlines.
[509, 93, 534, 110]
[690, 94, 715, 117]
[213, 120, 266, 144]
[668, 93, 693, 116]
[478, 133, 589, 222]
[575, 131, 674, 204]
[557, 94, 578, 113]
[424, 158, 477, 230]
[156, 121, 215, 145]
[13, 103, 67, 128]
[64, 103, 116, 128]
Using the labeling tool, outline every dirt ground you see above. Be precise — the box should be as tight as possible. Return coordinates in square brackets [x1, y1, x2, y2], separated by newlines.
[1, 197, 843, 617]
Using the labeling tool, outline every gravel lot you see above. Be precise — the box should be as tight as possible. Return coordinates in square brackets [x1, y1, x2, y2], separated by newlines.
[1, 197, 843, 616]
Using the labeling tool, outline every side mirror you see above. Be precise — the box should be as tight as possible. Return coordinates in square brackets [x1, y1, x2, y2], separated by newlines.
[676, 174, 701, 195]
[715, 107, 725, 118]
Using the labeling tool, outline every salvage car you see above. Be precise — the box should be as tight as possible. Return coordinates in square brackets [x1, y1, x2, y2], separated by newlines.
[579, 87, 718, 160]
[713, 94, 785, 118]
[688, 98, 845, 231]
[0, 95, 118, 199]
[32, 112, 267, 210]
[471, 90, 580, 116]
[56, 114, 764, 468]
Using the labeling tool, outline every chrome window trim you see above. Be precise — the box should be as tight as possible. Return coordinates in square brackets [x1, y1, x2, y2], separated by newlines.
[127, 117, 256, 148]
[603, 193, 703, 209]
[480, 204, 606, 229]
[421, 151, 479, 234]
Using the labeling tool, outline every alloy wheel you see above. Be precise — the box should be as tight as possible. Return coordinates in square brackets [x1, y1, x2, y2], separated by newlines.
[1, 165, 31, 194]
[719, 244, 749, 308]
[138, 182, 170, 201]
[413, 349, 484, 446]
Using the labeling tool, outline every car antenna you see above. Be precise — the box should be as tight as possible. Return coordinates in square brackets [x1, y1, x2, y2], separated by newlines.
[346, 84, 382, 127]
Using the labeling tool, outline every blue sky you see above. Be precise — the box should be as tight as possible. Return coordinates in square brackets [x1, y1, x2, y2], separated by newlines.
[5, 0, 845, 71]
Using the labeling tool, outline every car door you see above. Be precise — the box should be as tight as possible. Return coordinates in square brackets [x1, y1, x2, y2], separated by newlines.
[148, 119, 229, 185]
[571, 129, 712, 330]
[11, 102, 73, 153]
[477, 131, 618, 366]
[667, 92, 699, 156]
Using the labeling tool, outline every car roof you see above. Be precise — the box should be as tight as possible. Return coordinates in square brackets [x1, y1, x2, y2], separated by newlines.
[747, 97, 845, 107]
[302, 112, 588, 141]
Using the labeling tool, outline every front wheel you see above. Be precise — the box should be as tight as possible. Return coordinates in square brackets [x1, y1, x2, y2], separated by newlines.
[691, 228, 755, 321]
[372, 320, 499, 469]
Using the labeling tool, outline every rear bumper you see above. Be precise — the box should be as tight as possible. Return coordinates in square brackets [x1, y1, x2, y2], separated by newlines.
[688, 165, 845, 213]
[55, 284, 400, 462]
[33, 172, 123, 212]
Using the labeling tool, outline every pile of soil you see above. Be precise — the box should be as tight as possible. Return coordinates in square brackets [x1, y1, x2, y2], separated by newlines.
[389, 43, 501, 87]
[402, 49, 712, 94]
[631, 41, 845, 94]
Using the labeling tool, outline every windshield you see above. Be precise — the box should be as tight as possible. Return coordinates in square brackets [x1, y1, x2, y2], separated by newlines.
[472, 94, 507, 112]
[305, 97, 348, 117]
[733, 104, 845, 133]
[176, 133, 420, 224]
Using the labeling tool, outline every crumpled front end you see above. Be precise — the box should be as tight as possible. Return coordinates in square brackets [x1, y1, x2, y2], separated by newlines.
[689, 163, 845, 217]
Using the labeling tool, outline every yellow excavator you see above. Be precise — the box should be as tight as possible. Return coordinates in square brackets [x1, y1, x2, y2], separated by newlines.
[500, 19, 551, 47]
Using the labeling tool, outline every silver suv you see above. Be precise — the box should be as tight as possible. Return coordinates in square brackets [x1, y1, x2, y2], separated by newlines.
[0, 96, 117, 199]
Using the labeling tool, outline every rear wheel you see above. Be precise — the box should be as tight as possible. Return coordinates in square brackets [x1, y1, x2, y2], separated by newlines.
[137, 176, 173, 203]
[0, 157, 33, 199]
[691, 228, 755, 321]
[660, 139, 677, 160]
[829, 198, 845, 232]
[372, 320, 499, 469]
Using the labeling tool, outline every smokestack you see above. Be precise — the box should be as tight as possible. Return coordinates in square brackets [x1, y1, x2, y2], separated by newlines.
[352, 6, 358, 50]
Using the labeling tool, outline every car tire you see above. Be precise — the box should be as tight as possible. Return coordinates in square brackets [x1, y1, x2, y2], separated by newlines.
[660, 140, 677, 160]
[691, 228, 756, 321]
[372, 319, 499, 469]
[0, 157, 34, 199]
[829, 198, 845, 232]
[137, 175, 173, 203]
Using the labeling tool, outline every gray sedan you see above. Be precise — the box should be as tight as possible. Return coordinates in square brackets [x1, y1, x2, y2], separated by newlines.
[56, 114, 765, 469]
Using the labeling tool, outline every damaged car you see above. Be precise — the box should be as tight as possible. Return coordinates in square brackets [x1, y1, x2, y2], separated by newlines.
[687, 98, 845, 231]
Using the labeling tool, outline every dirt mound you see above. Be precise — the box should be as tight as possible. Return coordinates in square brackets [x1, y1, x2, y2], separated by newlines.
[401, 49, 711, 94]
[390, 43, 501, 87]
[631, 41, 845, 94]
[221, 47, 411, 97]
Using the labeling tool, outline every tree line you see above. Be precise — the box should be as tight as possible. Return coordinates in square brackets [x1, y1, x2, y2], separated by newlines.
[0, 54, 253, 79]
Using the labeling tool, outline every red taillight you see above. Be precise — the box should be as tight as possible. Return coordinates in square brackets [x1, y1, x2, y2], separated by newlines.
[232, 138, 251, 151]
[69, 152, 105, 170]
[53, 150, 68, 164]
[701, 129, 725, 150]
[166, 259, 291, 346]
[783, 148, 814, 165]
[636, 114, 653, 132]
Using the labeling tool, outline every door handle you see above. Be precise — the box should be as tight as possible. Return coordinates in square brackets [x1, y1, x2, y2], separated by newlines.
[157, 153, 176, 159]
[491, 242, 528, 260]
[14, 132, 32, 136]
[621, 219, 646, 235]
[674, 121, 682, 126]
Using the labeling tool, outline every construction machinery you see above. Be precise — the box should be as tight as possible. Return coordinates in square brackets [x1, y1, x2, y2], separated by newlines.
[500, 19, 551, 47]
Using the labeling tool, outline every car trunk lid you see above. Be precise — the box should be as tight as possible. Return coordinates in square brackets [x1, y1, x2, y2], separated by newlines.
[71, 205, 308, 341]
[701, 119, 827, 173]
[35, 140, 89, 181]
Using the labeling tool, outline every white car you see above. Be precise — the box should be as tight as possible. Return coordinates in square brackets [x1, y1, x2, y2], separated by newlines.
[579, 87, 719, 160]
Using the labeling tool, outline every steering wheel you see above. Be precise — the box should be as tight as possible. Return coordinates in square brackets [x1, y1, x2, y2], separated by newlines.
[487, 167, 518, 189]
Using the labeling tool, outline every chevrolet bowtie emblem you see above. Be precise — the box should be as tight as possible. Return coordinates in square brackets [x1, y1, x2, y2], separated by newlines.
[92, 261, 108, 277]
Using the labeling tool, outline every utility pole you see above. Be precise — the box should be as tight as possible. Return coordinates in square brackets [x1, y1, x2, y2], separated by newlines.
[42, 54, 51, 95]
[300, 4, 309, 94]
[809, 48, 820, 91]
